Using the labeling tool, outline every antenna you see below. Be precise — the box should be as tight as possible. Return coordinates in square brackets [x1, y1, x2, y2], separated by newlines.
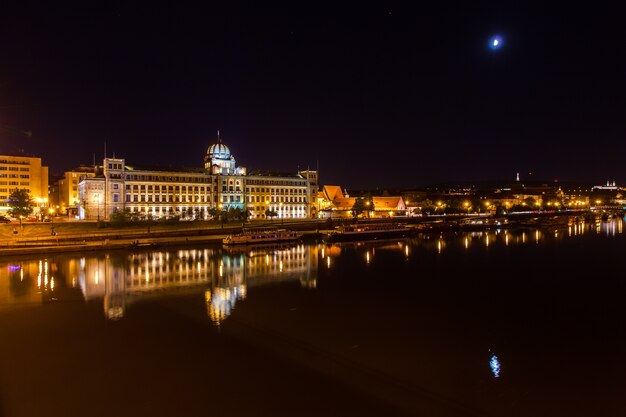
[104, 141, 107, 160]
[93, 153, 96, 166]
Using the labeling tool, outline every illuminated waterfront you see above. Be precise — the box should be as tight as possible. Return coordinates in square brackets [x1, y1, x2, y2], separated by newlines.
[0, 218, 625, 416]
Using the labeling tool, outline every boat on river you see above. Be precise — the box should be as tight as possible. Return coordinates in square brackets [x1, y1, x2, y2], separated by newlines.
[326, 223, 413, 242]
[223, 229, 302, 245]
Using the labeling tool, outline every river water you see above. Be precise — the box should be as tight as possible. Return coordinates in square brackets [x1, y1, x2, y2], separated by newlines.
[0, 218, 625, 416]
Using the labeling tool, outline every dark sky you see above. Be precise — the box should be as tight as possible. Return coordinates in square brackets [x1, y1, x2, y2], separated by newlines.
[1, 2, 625, 188]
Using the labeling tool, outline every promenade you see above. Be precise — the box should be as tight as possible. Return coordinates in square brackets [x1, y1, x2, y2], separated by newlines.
[0, 219, 329, 256]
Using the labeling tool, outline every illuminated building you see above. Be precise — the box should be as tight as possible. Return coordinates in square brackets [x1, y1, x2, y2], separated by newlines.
[77, 136, 318, 220]
[52, 167, 97, 215]
[0, 154, 49, 217]
[316, 185, 407, 218]
[592, 180, 618, 191]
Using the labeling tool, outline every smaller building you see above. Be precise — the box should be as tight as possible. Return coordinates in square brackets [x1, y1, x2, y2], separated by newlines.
[53, 166, 97, 215]
[317, 185, 407, 218]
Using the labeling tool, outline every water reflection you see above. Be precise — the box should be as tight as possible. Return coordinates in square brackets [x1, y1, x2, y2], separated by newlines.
[0, 243, 320, 324]
[318, 217, 625, 261]
[489, 352, 501, 378]
[2, 217, 624, 323]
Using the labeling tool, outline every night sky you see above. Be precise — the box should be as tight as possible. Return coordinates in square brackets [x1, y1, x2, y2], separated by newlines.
[1, 3, 625, 188]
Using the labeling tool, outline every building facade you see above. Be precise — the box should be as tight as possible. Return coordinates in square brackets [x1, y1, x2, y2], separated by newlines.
[316, 185, 407, 218]
[78, 140, 318, 221]
[54, 167, 97, 215]
[0, 154, 49, 217]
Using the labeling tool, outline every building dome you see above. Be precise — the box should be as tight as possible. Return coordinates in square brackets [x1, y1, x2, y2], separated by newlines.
[207, 143, 231, 160]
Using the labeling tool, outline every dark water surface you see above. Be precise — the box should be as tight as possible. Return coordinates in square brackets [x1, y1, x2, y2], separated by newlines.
[1, 219, 625, 416]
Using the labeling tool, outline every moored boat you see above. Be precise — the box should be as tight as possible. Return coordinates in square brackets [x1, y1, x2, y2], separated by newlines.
[223, 229, 302, 245]
[326, 223, 413, 242]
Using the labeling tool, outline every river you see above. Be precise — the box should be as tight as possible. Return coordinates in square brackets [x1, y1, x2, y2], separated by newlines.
[0, 218, 624, 416]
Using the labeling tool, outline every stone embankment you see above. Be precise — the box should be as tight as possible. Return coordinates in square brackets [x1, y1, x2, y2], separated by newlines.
[0, 219, 330, 256]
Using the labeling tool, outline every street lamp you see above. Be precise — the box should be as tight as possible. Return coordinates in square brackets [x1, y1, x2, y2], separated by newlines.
[464, 201, 471, 214]
[48, 207, 56, 235]
[36, 197, 45, 221]
[279, 202, 284, 225]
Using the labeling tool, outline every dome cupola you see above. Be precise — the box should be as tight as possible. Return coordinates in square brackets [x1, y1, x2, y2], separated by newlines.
[207, 142, 231, 160]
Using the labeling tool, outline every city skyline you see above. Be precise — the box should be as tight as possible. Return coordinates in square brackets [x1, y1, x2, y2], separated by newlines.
[2, 3, 626, 188]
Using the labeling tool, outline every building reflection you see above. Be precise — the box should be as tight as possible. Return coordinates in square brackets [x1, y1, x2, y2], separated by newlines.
[0, 243, 319, 325]
[1, 216, 623, 322]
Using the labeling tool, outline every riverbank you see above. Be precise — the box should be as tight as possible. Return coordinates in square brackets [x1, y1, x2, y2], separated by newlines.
[0, 210, 598, 256]
[0, 218, 334, 256]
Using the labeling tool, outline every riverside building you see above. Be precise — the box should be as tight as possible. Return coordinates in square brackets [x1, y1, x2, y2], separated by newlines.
[78, 138, 318, 221]
[0, 154, 49, 218]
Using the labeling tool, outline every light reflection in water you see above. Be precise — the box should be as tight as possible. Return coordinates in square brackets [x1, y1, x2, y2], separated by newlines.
[490, 353, 501, 378]
[0, 244, 319, 324]
[2, 217, 625, 323]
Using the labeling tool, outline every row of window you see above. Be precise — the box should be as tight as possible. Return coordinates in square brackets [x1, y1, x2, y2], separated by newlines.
[246, 187, 306, 194]
[0, 165, 30, 171]
[124, 184, 213, 193]
[0, 174, 29, 178]
[126, 195, 213, 203]
[247, 179, 306, 186]
[0, 160, 30, 165]
[125, 175, 213, 183]
[248, 195, 307, 203]
[250, 205, 307, 212]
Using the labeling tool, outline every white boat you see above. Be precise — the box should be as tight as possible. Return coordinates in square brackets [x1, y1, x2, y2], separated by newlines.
[223, 229, 302, 245]
[327, 223, 413, 242]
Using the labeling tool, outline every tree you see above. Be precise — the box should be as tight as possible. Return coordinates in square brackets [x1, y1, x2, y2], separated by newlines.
[207, 207, 219, 220]
[363, 193, 374, 217]
[265, 209, 278, 220]
[351, 198, 366, 218]
[8, 188, 34, 226]
[109, 208, 131, 226]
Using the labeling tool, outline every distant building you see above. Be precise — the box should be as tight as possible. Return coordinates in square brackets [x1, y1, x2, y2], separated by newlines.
[0, 154, 49, 217]
[592, 180, 618, 191]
